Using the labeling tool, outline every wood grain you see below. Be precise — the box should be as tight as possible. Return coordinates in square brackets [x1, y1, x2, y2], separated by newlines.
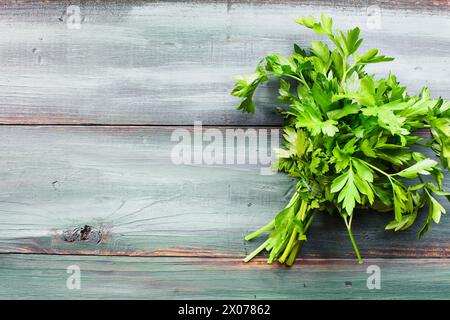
[0, 0, 449, 300]
[0, 1, 448, 125]
[0, 126, 448, 259]
[1, 254, 450, 299]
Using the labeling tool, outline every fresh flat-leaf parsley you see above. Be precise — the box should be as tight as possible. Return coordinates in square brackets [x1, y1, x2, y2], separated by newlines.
[231, 14, 450, 266]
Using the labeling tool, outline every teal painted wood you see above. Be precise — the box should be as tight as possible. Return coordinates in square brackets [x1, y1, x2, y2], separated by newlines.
[0, 1, 448, 125]
[0, 126, 448, 259]
[0, 254, 449, 299]
[0, 0, 449, 300]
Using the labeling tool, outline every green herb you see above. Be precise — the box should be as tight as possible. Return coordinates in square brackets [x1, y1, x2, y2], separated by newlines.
[231, 14, 450, 266]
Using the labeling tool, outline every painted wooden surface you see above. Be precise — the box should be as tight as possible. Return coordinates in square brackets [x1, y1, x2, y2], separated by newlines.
[0, 0, 449, 299]
[0, 126, 449, 259]
[1, 254, 450, 299]
[0, 1, 448, 125]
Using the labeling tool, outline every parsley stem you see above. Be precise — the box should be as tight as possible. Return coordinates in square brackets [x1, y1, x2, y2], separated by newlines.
[286, 241, 300, 266]
[244, 220, 274, 241]
[243, 239, 271, 263]
[278, 233, 298, 264]
[304, 211, 317, 231]
[342, 54, 349, 82]
[285, 211, 317, 266]
[287, 191, 300, 206]
[358, 159, 390, 177]
[358, 158, 401, 184]
[286, 74, 302, 83]
[299, 73, 311, 90]
[245, 192, 299, 241]
[344, 215, 363, 264]
[286, 74, 310, 90]
[279, 201, 308, 264]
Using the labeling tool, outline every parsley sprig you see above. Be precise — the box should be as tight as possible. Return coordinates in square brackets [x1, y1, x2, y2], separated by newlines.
[231, 14, 450, 265]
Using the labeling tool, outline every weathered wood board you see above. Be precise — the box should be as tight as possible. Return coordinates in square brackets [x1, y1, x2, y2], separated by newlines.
[0, 126, 448, 259]
[1, 254, 450, 299]
[0, 1, 448, 125]
[0, 0, 449, 300]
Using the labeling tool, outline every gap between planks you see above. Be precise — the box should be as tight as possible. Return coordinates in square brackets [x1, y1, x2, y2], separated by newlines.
[2, 252, 450, 267]
[1, 247, 449, 260]
[0, 123, 283, 128]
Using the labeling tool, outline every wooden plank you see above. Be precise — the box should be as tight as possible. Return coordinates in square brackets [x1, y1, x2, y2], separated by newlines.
[0, 125, 448, 259]
[0, 254, 449, 299]
[0, 1, 448, 125]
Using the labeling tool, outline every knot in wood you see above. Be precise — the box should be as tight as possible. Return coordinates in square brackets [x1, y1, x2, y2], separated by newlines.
[62, 225, 102, 244]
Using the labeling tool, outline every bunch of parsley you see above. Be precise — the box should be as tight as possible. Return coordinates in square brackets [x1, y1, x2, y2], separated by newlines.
[231, 14, 450, 266]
